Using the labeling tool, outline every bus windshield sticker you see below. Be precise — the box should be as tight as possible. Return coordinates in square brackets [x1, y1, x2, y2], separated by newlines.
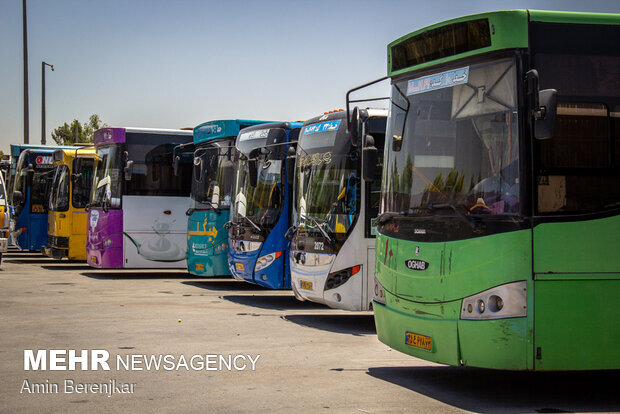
[239, 129, 270, 142]
[199, 123, 223, 137]
[407, 66, 469, 96]
[302, 120, 341, 136]
[35, 155, 53, 166]
[298, 152, 332, 168]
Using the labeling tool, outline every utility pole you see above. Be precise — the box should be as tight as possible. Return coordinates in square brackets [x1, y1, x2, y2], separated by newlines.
[41, 61, 54, 145]
[23, 0, 29, 144]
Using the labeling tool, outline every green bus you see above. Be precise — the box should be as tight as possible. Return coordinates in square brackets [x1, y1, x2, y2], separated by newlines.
[372, 10, 619, 370]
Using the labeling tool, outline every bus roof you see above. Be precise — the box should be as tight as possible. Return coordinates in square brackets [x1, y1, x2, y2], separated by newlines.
[10, 144, 79, 157]
[93, 127, 193, 146]
[193, 119, 276, 145]
[52, 147, 97, 165]
[237, 121, 304, 133]
[388, 9, 620, 77]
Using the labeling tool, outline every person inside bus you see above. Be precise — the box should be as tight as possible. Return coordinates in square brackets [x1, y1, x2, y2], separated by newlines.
[334, 172, 359, 228]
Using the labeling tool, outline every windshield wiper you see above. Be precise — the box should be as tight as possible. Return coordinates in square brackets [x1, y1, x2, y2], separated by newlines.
[376, 212, 398, 225]
[302, 215, 332, 243]
[187, 200, 221, 215]
[240, 215, 261, 232]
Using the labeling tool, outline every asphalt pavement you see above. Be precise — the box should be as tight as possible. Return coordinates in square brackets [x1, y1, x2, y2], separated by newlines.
[1, 250, 618, 413]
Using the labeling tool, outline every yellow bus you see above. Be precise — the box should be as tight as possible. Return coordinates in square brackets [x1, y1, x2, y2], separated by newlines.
[44, 148, 97, 260]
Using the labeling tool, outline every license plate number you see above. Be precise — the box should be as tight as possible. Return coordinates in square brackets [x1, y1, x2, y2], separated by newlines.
[235, 263, 245, 271]
[91, 256, 98, 264]
[300, 280, 313, 291]
[405, 331, 432, 350]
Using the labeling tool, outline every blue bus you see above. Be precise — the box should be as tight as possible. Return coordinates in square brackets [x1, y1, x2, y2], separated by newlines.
[10, 145, 76, 251]
[227, 122, 302, 289]
[186, 119, 274, 276]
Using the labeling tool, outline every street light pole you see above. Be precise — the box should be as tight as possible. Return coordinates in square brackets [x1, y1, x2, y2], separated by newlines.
[41, 61, 54, 145]
[23, 0, 29, 144]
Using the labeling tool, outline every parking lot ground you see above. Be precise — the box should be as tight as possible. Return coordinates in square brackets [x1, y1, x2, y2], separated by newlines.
[1, 250, 618, 413]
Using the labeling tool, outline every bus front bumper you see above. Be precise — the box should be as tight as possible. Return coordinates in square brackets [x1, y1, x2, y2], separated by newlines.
[187, 251, 231, 277]
[290, 255, 364, 310]
[373, 294, 530, 370]
[43, 246, 67, 260]
[373, 297, 461, 367]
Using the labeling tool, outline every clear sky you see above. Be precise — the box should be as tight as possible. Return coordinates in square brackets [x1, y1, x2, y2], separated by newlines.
[1, 0, 618, 152]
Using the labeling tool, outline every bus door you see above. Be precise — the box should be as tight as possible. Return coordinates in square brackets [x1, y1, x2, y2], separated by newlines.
[364, 117, 385, 308]
[532, 102, 620, 371]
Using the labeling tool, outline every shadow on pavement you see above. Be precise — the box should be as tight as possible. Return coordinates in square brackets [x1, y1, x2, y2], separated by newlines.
[283, 314, 376, 335]
[223, 294, 326, 311]
[182, 280, 269, 292]
[366, 366, 620, 413]
[42, 264, 94, 271]
[5, 258, 55, 264]
[2, 252, 43, 258]
[81, 271, 190, 280]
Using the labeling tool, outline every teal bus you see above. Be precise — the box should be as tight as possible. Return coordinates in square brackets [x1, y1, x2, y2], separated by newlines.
[186, 119, 273, 276]
[372, 10, 619, 370]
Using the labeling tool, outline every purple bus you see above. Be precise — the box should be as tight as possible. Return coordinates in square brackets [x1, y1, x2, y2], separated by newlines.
[86, 127, 194, 268]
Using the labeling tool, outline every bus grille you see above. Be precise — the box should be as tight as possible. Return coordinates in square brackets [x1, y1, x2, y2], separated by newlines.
[48, 235, 69, 249]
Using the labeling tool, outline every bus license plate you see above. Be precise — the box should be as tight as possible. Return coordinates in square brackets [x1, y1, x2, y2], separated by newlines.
[405, 331, 432, 350]
[91, 256, 98, 264]
[300, 280, 313, 291]
[235, 263, 244, 271]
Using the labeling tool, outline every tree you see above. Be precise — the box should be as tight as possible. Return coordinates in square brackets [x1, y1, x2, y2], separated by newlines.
[51, 114, 107, 145]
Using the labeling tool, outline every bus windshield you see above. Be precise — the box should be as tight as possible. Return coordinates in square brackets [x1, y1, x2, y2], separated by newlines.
[381, 57, 520, 216]
[13, 152, 55, 214]
[295, 123, 360, 238]
[190, 140, 235, 210]
[232, 155, 283, 231]
[91, 144, 123, 209]
[49, 165, 70, 212]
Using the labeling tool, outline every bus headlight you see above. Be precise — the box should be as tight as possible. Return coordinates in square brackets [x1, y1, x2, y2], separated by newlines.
[254, 251, 282, 272]
[324, 265, 360, 291]
[373, 275, 385, 305]
[460, 281, 527, 320]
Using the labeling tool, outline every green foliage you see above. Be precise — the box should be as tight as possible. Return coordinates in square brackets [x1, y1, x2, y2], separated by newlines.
[421, 168, 467, 205]
[51, 114, 107, 145]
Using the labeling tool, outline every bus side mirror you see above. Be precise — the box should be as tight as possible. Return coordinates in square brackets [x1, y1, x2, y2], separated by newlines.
[286, 146, 296, 185]
[248, 159, 258, 187]
[362, 135, 378, 182]
[173, 155, 180, 176]
[12, 191, 23, 204]
[535, 89, 557, 139]
[248, 149, 260, 187]
[74, 158, 82, 173]
[124, 160, 134, 181]
[349, 107, 360, 148]
[193, 157, 203, 182]
[22, 163, 35, 187]
[526, 69, 557, 140]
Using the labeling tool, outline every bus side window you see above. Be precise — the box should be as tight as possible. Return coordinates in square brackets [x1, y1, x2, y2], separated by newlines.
[537, 103, 620, 214]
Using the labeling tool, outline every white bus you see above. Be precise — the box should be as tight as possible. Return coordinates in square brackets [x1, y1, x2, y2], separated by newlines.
[289, 108, 386, 310]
